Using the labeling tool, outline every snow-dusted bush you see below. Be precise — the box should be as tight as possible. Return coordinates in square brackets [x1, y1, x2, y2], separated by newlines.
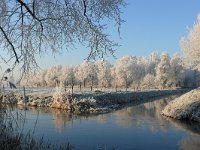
[51, 83, 68, 109]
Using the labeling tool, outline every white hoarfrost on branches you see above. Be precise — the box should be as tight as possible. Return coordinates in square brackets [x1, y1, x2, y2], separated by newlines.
[146, 52, 160, 75]
[0, 0, 125, 73]
[114, 56, 135, 89]
[61, 65, 76, 87]
[114, 55, 144, 90]
[170, 53, 184, 87]
[162, 15, 200, 122]
[180, 14, 200, 65]
[75, 60, 97, 89]
[141, 74, 155, 89]
[19, 52, 198, 89]
[75, 61, 89, 87]
[51, 83, 67, 109]
[44, 65, 62, 87]
[96, 60, 112, 88]
[155, 53, 172, 89]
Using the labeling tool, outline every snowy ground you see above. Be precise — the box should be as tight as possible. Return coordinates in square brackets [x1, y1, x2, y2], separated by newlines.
[0, 85, 165, 96]
[162, 88, 200, 122]
[0, 86, 190, 114]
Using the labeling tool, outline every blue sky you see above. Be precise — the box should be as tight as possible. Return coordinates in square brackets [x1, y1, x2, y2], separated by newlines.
[38, 0, 200, 68]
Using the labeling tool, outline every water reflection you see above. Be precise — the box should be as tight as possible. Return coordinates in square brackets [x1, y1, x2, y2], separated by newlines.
[114, 96, 200, 150]
[114, 96, 173, 130]
[6, 95, 200, 150]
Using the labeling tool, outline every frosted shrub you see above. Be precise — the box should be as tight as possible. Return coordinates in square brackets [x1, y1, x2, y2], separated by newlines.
[51, 84, 68, 109]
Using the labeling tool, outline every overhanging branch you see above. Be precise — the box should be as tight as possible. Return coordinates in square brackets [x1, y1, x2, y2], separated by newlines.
[0, 26, 19, 63]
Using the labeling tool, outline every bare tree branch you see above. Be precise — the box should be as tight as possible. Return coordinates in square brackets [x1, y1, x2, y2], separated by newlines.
[0, 26, 19, 64]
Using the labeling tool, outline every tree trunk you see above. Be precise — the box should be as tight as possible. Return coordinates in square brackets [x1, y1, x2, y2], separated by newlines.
[125, 79, 128, 92]
[23, 86, 26, 106]
[65, 85, 67, 92]
[79, 83, 82, 91]
[71, 85, 74, 94]
[91, 76, 94, 91]
[83, 79, 86, 88]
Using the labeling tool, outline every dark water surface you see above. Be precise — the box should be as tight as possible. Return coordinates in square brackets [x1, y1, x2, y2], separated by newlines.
[9, 95, 200, 150]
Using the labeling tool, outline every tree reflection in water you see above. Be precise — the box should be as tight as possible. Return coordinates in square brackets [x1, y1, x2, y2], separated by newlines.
[113, 96, 200, 150]
[7, 94, 200, 150]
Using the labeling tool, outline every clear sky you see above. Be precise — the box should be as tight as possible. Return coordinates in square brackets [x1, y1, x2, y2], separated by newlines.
[2, 0, 200, 72]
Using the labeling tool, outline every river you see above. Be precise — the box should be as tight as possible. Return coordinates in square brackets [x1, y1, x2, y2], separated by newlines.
[7, 95, 200, 150]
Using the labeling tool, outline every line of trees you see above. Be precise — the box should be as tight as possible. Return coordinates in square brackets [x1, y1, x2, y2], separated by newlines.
[19, 52, 200, 90]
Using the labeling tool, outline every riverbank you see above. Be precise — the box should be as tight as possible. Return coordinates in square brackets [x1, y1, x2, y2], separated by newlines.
[162, 88, 200, 122]
[1, 88, 191, 114]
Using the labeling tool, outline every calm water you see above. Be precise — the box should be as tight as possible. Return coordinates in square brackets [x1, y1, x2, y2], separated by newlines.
[9, 95, 200, 150]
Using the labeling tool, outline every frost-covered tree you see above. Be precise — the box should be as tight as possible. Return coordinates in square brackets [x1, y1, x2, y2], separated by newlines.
[114, 56, 136, 91]
[45, 65, 62, 87]
[180, 14, 200, 65]
[75, 60, 97, 90]
[0, 0, 125, 74]
[133, 57, 146, 89]
[96, 60, 112, 88]
[28, 69, 47, 87]
[86, 62, 97, 91]
[170, 53, 184, 87]
[40, 69, 48, 86]
[76, 61, 90, 88]
[75, 62, 86, 89]
[114, 55, 146, 90]
[61, 65, 76, 93]
[146, 52, 160, 75]
[141, 74, 155, 89]
[155, 53, 172, 89]
[18, 53, 195, 89]
[110, 66, 118, 91]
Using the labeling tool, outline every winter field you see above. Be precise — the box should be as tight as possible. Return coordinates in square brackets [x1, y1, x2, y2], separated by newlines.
[0, 85, 180, 96]
[0, 84, 190, 114]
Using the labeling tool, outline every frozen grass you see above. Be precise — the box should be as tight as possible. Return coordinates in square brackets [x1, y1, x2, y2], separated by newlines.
[1, 86, 190, 113]
[1, 85, 163, 96]
[162, 88, 200, 122]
